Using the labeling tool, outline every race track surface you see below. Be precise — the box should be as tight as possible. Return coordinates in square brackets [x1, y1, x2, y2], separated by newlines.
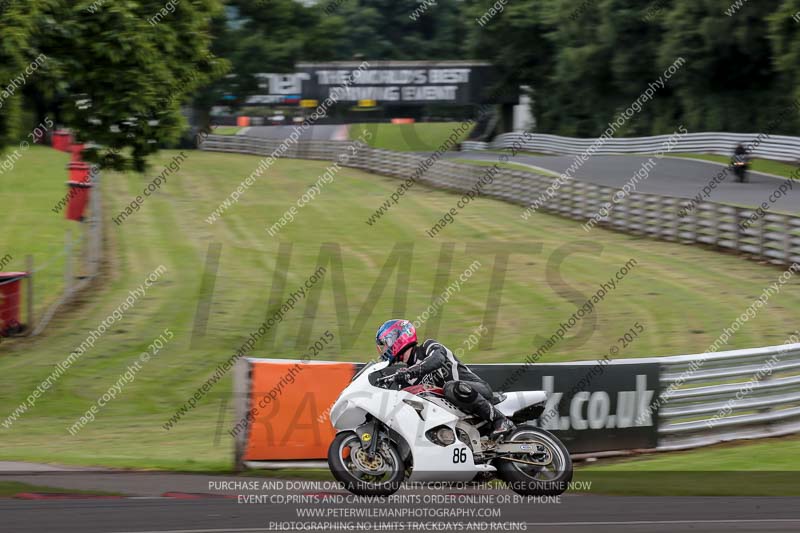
[236, 126, 798, 213]
[443, 151, 799, 214]
[2, 468, 799, 533]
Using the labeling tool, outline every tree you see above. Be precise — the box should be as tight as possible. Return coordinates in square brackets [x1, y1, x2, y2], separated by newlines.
[469, 0, 799, 136]
[658, 0, 787, 133]
[769, 0, 800, 109]
[464, 0, 556, 130]
[0, 1, 41, 150]
[1, 0, 228, 172]
[332, 0, 469, 60]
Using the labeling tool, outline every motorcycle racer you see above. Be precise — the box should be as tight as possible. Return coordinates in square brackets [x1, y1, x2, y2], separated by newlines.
[375, 319, 516, 439]
[731, 143, 750, 183]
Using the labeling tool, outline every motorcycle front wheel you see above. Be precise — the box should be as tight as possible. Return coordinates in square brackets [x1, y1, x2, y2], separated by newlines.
[328, 431, 405, 496]
[496, 425, 573, 496]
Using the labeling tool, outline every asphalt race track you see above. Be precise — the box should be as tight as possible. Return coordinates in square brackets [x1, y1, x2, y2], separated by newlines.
[442, 151, 799, 214]
[2, 466, 799, 533]
[237, 125, 798, 214]
[2, 492, 800, 533]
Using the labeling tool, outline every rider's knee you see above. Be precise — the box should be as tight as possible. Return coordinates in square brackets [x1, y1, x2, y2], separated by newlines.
[447, 381, 478, 403]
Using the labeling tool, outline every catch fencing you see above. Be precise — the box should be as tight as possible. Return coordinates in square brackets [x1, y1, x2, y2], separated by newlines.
[31, 169, 103, 336]
[200, 134, 800, 267]
[1, 169, 102, 338]
[462, 131, 800, 163]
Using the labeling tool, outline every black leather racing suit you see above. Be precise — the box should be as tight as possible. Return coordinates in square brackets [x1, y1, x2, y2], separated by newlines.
[395, 339, 508, 425]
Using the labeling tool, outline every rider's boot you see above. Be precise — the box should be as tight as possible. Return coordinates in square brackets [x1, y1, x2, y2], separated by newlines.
[490, 416, 516, 440]
[472, 396, 516, 439]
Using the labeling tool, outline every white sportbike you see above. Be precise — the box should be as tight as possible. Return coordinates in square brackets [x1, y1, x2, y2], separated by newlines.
[328, 361, 572, 496]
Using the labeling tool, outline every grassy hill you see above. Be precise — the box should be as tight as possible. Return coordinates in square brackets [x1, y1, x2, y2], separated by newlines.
[1, 146, 798, 470]
[349, 121, 471, 151]
[0, 146, 72, 315]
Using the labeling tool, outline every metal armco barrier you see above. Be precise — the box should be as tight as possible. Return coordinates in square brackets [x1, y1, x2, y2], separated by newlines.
[463, 131, 800, 163]
[652, 342, 800, 451]
[201, 134, 800, 267]
[232, 343, 799, 468]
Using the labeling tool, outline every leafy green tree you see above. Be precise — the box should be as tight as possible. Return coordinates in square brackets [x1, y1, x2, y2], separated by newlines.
[0, 1, 41, 150]
[464, 0, 556, 130]
[469, 0, 799, 136]
[768, 0, 800, 108]
[658, 0, 787, 133]
[332, 0, 469, 60]
[224, 0, 313, 98]
[1, 0, 227, 171]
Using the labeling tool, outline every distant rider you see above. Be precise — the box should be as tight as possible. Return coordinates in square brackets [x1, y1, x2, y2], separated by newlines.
[731, 143, 750, 183]
[375, 319, 516, 439]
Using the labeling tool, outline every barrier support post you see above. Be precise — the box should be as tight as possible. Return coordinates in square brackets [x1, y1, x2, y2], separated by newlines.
[232, 357, 250, 472]
[26, 255, 33, 334]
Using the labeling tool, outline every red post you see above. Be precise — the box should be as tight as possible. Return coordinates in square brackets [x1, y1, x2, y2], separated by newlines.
[0, 272, 29, 336]
[52, 130, 73, 152]
[70, 143, 85, 162]
[65, 181, 92, 221]
[68, 162, 91, 183]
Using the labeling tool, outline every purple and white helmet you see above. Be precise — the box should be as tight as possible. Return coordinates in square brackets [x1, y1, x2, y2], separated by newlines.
[375, 319, 417, 363]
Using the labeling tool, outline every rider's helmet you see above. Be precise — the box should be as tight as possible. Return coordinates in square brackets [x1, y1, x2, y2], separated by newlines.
[376, 319, 417, 363]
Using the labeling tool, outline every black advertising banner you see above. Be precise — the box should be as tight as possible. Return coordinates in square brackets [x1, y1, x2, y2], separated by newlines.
[474, 363, 661, 453]
[351, 361, 661, 454]
[245, 62, 516, 106]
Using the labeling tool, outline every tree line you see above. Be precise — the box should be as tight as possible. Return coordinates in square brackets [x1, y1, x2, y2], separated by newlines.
[1, 0, 799, 169]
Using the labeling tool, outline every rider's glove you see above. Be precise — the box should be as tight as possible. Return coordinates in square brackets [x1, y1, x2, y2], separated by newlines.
[391, 369, 412, 386]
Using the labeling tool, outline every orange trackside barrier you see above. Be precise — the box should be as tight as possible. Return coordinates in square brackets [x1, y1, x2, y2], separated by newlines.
[243, 360, 356, 460]
[236, 116, 250, 127]
[391, 118, 415, 124]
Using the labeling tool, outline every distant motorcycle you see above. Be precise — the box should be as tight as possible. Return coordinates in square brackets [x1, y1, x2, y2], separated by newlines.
[732, 155, 750, 183]
[327, 360, 573, 497]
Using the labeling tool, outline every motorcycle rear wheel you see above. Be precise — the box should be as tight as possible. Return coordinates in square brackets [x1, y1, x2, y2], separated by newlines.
[328, 431, 405, 496]
[496, 425, 573, 496]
